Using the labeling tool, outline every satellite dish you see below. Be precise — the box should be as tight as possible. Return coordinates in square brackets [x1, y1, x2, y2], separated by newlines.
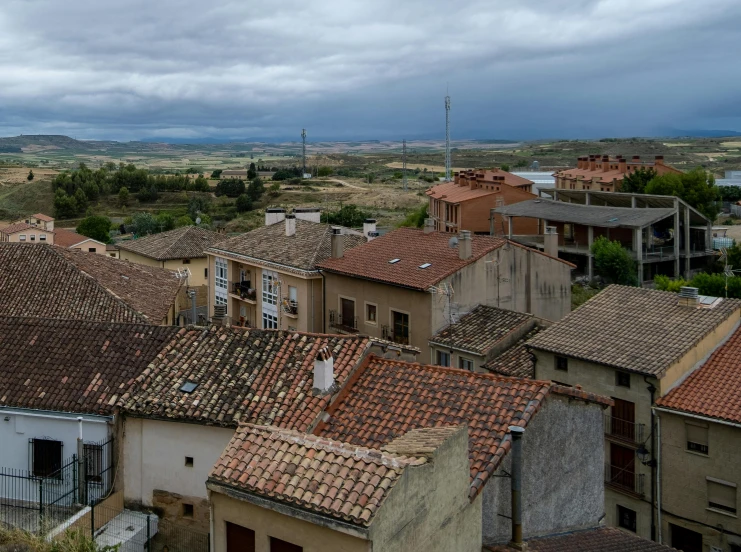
[195, 217, 202, 225]
[448, 237, 459, 248]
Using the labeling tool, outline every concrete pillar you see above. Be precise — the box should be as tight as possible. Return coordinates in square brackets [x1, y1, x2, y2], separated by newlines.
[553, 190, 559, 201]
[707, 222, 713, 251]
[634, 227, 643, 285]
[507, 216, 513, 239]
[587, 225, 594, 280]
[674, 200, 681, 278]
[684, 206, 691, 279]
[585, 192, 591, 206]
[631, 196, 637, 208]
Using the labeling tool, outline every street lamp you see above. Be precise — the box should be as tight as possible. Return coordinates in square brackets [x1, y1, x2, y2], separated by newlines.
[636, 444, 656, 467]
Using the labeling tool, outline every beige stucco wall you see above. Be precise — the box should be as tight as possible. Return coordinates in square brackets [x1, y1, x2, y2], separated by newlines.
[119, 250, 210, 288]
[122, 417, 235, 512]
[210, 492, 370, 552]
[1, 228, 53, 243]
[68, 239, 107, 254]
[428, 344, 485, 370]
[659, 410, 741, 551]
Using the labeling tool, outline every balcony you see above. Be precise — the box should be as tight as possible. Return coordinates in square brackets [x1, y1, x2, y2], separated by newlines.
[604, 415, 645, 446]
[328, 310, 358, 333]
[282, 298, 298, 318]
[381, 325, 410, 345]
[605, 463, 645, 497]
[229, 281, 257, 303]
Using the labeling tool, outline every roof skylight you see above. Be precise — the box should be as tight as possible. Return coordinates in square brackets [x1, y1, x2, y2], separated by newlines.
[180, 381, 198, 393]
[389, 258, 400, 264]
[419, 263, 432, 269]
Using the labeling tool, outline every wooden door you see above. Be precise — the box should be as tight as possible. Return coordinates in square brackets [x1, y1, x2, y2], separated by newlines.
[392, 311, 409, 344]
[611, 398, 636, 441]
[610, 443, 635, 492]
[226, 522, 255, 552]
[340, 298, 355, 328]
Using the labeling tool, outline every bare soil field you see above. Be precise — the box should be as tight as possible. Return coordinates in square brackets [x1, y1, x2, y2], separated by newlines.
[0, 167, 57, 185]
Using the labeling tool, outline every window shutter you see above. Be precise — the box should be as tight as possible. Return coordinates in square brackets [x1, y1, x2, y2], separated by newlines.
[708, 480, 736, 512]
[686, 423, 708, 446]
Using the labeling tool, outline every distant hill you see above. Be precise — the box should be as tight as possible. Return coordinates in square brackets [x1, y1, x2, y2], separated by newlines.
[663, 128, 741, 138]
[0, 134, 93, 150]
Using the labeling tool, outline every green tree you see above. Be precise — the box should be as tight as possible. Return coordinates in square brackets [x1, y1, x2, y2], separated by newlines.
[645, 168, 720, 220]
[188, 195, 211, 219]
[53, 189, 78, 218]
[118, 186, 130, 207]
[321, 204, 370, 227]
[215, 179, 246, 198]
[268, 182, 281, 197]
[74, 188, 89, 214]
[77, 215, 112, 243]
[175, 215, 195, 227]
[155, 212, 176, 232]
[399, 204, 428, 228]
[499, 164, 510, 172]
[247, 162, 257, 180]
[620, 167, 656, 194]
[235, 193, 253, 213]
[190, 176, 210, 192]
[132, 212, 158, 236]
[318, 166, 333, 177]
[247, 177, 265, 202]
[590, 236, 638, 286]
[136, 185, 159, 202]
[27, 169, 34, 181]
[210, 169, 223, 179]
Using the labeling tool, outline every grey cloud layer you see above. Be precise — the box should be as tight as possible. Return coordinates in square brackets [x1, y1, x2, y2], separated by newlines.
[0, 0, 739, 140]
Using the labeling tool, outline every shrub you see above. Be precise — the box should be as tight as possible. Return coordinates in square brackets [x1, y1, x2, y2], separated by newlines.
[590, 236, 638, 286]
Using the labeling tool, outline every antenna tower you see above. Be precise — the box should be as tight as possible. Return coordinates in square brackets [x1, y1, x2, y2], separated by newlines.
[402, 139, 408, 191]
[444, 94, 451, 182]
[301, 129, 307, 176]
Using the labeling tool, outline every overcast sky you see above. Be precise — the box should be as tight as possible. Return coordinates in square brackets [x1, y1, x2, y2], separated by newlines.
[0, 0, 739, 142]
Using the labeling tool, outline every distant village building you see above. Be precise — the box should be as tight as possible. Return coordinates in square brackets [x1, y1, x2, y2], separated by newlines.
[0, 213, 55, 243]
[554, 155, 681, 192]
[717, 170, 741, 187]
[54, 227, 107, 254]
[220, 169, 248, 179]
[426, 169, 537, 235]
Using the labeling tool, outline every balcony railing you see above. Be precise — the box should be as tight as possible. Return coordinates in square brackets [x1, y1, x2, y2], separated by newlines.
[230, 281, 257, 302]
[605, 463, 645, 497]
[381, 325, 410, 345]
[282, 298, 298, 317]
[329, 310, 358, 333]
[604, 415, 645, 445]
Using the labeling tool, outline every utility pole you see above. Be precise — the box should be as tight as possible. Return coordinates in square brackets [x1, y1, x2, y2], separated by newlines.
[445, 94, 451, 182]
[402, 139, 407, 191]
[301, 129, 307, 176]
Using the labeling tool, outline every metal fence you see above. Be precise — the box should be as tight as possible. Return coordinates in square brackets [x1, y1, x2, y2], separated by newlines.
[0, 436, 114, 534]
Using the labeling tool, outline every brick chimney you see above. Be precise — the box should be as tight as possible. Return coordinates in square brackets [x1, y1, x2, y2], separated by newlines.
[330, 227, 344, 258]
[602, 155, 610, 172]
[618, 157, 627, 173]
[655, 155, 665, 166]
[458, 230, 472, 260]
[285, 214, 296, 237]
[588, 156, 596, 171]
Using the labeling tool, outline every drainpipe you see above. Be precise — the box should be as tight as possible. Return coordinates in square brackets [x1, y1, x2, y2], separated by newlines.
[645, 377, 657, 541]
[656, 410, 662, 544]
[188, 289, 197, 326]
[508, 426, 526, 550]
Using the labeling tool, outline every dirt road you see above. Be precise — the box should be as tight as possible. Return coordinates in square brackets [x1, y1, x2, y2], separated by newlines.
[323, 178, 366, 190]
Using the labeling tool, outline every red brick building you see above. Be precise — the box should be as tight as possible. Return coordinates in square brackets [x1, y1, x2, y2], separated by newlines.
[555, 155, 681, 192]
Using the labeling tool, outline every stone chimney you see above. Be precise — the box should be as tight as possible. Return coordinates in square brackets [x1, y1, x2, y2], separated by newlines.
[285, 214, 296, 237]
[363, 218, 377, 240]
[265, 208, 286, 226]
[543, 226, 558, 258]
[313, 345, 334, 394]
[330, 227, 344, 258]
[424, 218, 435, 234]
[678, 286, 699, 308]
[458, 230, 472, 260]
[294, 207, 321, 223]
[212, 305, 227, 327]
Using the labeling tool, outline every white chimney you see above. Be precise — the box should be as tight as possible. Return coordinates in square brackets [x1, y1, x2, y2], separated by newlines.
[313, 345, 334, 393]
[265, 208, 286, 226]
[331, 227, 344, 258]
[459, 230, 472, 260]
[543, 226, 558, 258]
[423, 218, 435, 234]
[294, 208, 321, 223]
[363, 218, 377, 240]
[285, 214, 296, 237]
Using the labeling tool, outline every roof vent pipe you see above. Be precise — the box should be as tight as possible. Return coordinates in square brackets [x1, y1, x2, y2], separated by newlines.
[508, 426, 526, 550]
[313, 345, 334, 394]
[330, 227, 344, 259]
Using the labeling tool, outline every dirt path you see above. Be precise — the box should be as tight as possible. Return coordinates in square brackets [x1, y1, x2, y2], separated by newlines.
[323, 178, 366, 190]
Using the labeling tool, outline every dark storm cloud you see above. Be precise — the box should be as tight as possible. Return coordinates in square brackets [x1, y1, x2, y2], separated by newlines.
[1, 0, 740, 140]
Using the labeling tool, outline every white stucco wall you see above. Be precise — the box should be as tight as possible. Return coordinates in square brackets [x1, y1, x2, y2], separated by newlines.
[122, 417, 235, 506]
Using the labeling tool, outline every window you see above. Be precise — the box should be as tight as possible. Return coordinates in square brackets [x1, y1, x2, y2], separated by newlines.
[239, 305, 247, 318]
[262, 271, 278, 306]
[270, 537, 303, 552]
[19, 235, 26, 241]
[288, 285, 297, 305]
[83, 443, 103, 483]
[183, 503, 194, 518]
[30, 235, 36, 241]
[185, 456, 194, 467]
[671, 524, 703, 552]
[215, 257, 228, 308]
[183, 259, 191, 264]
[563, 224, 574, 240]
[459, 357, 474, 371]
[616, 371, 630, 388]
[707, 478, 737, 514]
[227, 523, 255, 552]
[391, 310, 410, 345]
[436, 350, 450, 367]
[617, 505, 636, 532]
[365, 303, 377, 324]
[204, 268, 208, 278]
[262, 312, 278, 329]
[88, 248, 96, 253]
[39, 234, 47, 241]
[31, 438, 63, 479]
[686, 423, 709, 455]
[555, 356, 568, 371]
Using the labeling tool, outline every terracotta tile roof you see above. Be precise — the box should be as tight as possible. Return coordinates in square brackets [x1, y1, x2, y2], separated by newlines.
[208, 423, 428, 527]
[0, 243, 149, 323]
[657, 324, 741, 424]
[527, 285, 741, 376]
[381, 426, 461, 458]
[32, 213, 54, 222]
[54, 227, 98, 248]
[0, 222, 35, 235]
[425, 181, 499, 202]
[208, 220, 366, 274]
[486, 526, 678, 551]
[430, 305, 534, 356]
[120, 327, 370, 429]
[117, 226, 228, 261]
[315, 356, 555, 500]
[0, 317, 179, 415]
[318, 228, 507, 290]
[483, 326, 544, 378]
[56, 248, 184, 323]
